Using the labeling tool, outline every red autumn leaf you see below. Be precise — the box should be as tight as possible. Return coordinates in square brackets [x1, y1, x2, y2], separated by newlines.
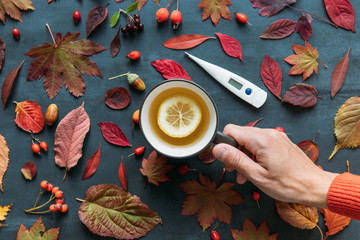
[104, 87, 130, 110]
[297, 131, 319, 163]
[1, 60, 24, 109]
[86, 4, 109, 37]
[296, 14, 313, 41]
[324, 0, 355, 33]
[0, 0, 34, 24]
[197, 0, 232, 26]
[260, 55, 282, 100]
[246, 118, 263, 127]
[55, 102, 90, 179]
[25, 32, 107, 99]
[21, 161, 37, 180]
[0, 37, 4, 70]
[110, 29, 121, 58]
[230, 218, 278, 240]
[16, 217, 59, 240]
[14, 100, 44, 133]
[320, 208, 351, 239]
[215, 33, 242, 60]
[82, 142, 101, 180]
[163, 34, 215, 50]
[98, 122, 131, 147]
[179, 173, 243, 231]
[140, 150, 173, 186]
[260, 19, 297, 39]
[284, 41, 319, 81]
[250, 0, 296, 17]
[215, 33, 243, 60]
[119, 156, 128, 191]
[331, 48, 350, 98]
[151, 59, 192, 81]
[282, 83, 319, 108]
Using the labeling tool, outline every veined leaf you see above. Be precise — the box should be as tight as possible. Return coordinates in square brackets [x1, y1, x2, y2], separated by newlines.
[324, 0, 355, 32]
[260, 19, 297, 39]
[0, 134, 9, 192]
[331, 48, 350, 98]
[21, 161, 37, 180]
[110, 29, 121, 57]
[118, 156, 128, 191]
[98, 122, 131, 146]
[282, 83, 318, 108]
[0, 37, 4, 70]
[110, 11, 120, 27]
[16, 217, 59, 240]
[197, 0, 232, 26]
[215, 33, 242, 60]
[260, 55, 282, 100]
[2, 60, 24, 109]
[250, 0, 296, 17]
[86, 4, 109, 37]
[296, 14, 313, 41]
[320, 208, 351, 239]
[14, 100, 44, 133]
[0, 204, 12, 222]
[163, 34, 214, 50]
[0, 0, 34, 23]
[82, 142, 101, 180]
[230, 218, 278, 240]
[127, 2, 138, 12]
[140, 150, 173, 186]
[151, 59, 192, 81]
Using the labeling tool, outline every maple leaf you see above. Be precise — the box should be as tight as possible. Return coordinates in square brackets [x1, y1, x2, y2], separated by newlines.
[16, 217, 59, 240]
[197, 0, 232, 26]
[250, 0, 296, 17]
[25, 31, 107, 99]
[284, 41, 319, 81]
[231, 218, 278, 240]
[0, 0, 34, 24]
[139, 150, 173, 186]
[179, 173, 243, 231]
[0, 204, 12, 223]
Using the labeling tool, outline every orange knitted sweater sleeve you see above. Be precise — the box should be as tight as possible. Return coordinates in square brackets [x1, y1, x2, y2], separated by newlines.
[327, 172, 360, 220]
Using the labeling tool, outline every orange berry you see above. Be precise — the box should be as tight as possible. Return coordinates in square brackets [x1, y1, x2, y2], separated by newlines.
[49, 204, 57, 212]
[127, 51, 141, 60]
[235, 12, 248, 24]
[46, 183, 53, 192]
[55, 203, 62, 211]
[40, 180, 48, 189]
[60, 204, 68, 213]
[156, 8, 169, 23]
[170, 10, 182, 29]
[40, 141, 48, 151]
[55, 190, 63, 199]
[52, 186, 59, 194]
[31, 143, 40, 154]
[132, 109, 140, 124]
[56, 197, 65, 204]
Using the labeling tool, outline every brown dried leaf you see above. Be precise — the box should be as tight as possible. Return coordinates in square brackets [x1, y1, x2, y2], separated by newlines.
[320, 208, 351, 239]
[0, 134, 9, 192]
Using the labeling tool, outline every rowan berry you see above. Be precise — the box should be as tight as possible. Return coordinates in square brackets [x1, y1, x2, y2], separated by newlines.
[52, 186, 59, 194]
[49, 204, 57, 212]
[56, 197, 65, 204]
[54, 190, 63, 199]
[55, 203, 62, 211]
[46, 183, 53, 192]
[40, 180, 48, 189]
[60, 204, 68, 213]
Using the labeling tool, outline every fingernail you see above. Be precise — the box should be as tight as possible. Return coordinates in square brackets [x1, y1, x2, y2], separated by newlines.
[213, 147, 226, 160]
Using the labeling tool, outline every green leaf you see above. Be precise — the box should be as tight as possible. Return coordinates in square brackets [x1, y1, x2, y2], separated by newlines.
[110, 11, 121, 27]
[78, 184, 162, 239]
[16, 217, 59, 240]
[127, 2, 138, 12]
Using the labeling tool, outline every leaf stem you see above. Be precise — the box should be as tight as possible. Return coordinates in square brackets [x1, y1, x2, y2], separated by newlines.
[316, 59, 328, 68]
[25, 210, 51, 214]
[45, 23, 56, 45]
[166, 0, 174, 9]
[63, 168, 68, 181]
[315, 224, 324, 240]
[76, 198, 85, 203]
[287, 6, 338, 28]
[119, 9, 134, 22]
[109, 71, 130, 80]
[24, 194, 56, 213]
[33, 189, 44, 208]
[347, 160, 350, 173]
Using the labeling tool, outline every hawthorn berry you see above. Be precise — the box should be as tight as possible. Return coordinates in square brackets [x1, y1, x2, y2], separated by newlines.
[60, 204, 68, 213]
[211, 230, 220, 240]
[54, 190, 63, 199]
[40, 180, 49, 189]
[49, 204, 57, 212]
[40, 141, 48, 151]
[127, 51, 141, 60]
[177, 164, 189, 175]
[252, 190, 261, 209]
[31, 143, 41, 155]
[12, 28, 20, 39]
[73, 10, 81, 23]
[170, 10, 182, 30]
[156, 8, 169, 23]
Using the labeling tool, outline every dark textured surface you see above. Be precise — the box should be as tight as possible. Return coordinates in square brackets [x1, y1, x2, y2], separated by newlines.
[0, 0, 359, 239]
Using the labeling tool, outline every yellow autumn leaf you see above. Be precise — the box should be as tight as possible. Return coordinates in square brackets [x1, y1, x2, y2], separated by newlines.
[0, 203, 12, 221]
[329, 96, 360, 160]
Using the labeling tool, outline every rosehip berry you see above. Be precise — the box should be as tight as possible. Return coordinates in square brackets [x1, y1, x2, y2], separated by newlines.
[52, 186, 59, 194]
[40, 141, 48, 151]
[31, 143, 41, 154]
[127, 51, 141, 60]
[177, 164, 189, 175]
[170, 10, 182, 30]
[134, 146, 145, 155]
[46, 183, 53, 192]
[12, 28, 20, 39]
[274, 127, 285, 133]
[40, 180, 48, 189]
[235, 12, 248, 24]
[49, 204, 57, 212]
[211, 230, 220, 240]
[73, 10, 81, 23]
[156, 8, 169, 23]
[54, 190, 63, 199]
[56, 197, 65, 204]
[60, 204, 68, 213]
[55, 203, 62, 211]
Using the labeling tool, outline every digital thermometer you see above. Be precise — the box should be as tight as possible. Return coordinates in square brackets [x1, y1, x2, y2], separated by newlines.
[185, 52, 267, 108]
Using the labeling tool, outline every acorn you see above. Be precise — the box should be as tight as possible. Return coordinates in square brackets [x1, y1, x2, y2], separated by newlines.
[109, 71, 145, 91]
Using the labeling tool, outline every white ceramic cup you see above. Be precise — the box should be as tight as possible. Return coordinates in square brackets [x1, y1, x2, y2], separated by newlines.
[140, 79, 238, 158]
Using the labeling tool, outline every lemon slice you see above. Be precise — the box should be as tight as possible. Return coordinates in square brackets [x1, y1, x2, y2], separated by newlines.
[157, 95, 202, 138]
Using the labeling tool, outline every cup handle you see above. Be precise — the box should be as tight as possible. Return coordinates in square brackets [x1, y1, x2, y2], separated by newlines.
[213, 131, 239, 148]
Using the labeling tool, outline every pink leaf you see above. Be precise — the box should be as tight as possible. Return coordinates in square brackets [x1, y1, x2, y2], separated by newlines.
[250, 0, 296, 17]
[98, 122, 131, 147]
[215, 33, 242, 60]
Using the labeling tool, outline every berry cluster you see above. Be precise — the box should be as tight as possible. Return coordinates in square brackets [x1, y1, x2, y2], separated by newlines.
[121, 14, 144, 34]
[40, 180, 68, 213]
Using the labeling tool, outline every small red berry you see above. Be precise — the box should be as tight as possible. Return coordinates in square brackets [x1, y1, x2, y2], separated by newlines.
[156, 8, 169, 23]
[177, 164, 189, 175]
[49, 204, 57, 212]
[170, 10, 182, 30]
[73, 10, 81, 23]
[274, 127, 285, 133]
[134, 146, 145, 156]
[252, 191, 260, 201]
[211, 230, 220, 240]
[235, 12, 248, 24]
[55, 190, 63, 199]
[12, 28, 20, 39]
[56, 197, 65, 204]
[55, 203, 62, 211]
[46, 183, 53, 192]
[40, 141, 48, 151]
[40, 180, 48, 189]
[127, 51, 141, 60]
[31, 143, 41, 154]
[52, 186, 59, 194]
[60, 204, 68, 213]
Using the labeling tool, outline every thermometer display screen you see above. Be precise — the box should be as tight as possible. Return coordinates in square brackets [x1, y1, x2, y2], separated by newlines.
[228, 78, 243, 90]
